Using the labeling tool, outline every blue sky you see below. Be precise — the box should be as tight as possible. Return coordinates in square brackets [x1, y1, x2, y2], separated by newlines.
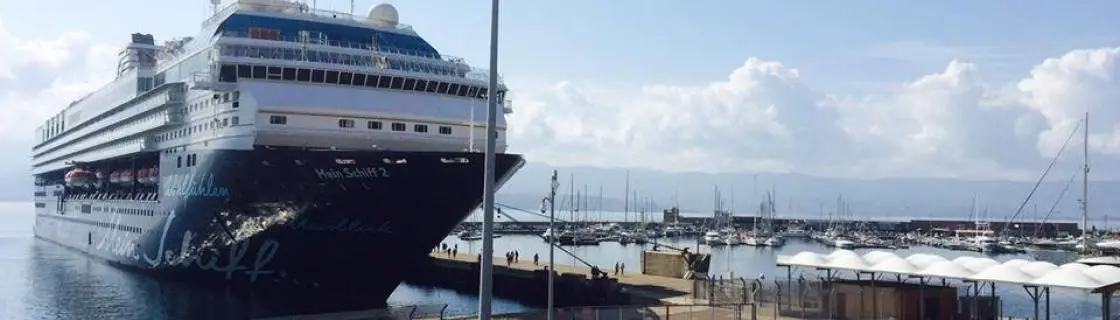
[6, 0, 1118, 88]
[3, 0, 1120, 186]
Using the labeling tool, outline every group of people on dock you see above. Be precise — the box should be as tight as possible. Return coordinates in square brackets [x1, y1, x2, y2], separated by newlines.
[436, 243, 459, 258]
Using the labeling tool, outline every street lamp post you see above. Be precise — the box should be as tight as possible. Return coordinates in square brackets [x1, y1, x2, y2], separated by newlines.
[477, 0, 500, 319]
[540, 170, 559, 320]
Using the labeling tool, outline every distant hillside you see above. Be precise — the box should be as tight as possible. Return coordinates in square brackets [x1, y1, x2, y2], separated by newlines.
[497, 162, 1120, 222]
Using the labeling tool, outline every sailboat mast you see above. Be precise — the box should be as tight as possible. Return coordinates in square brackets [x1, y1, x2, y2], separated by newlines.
[1082, 111, 1090, 247]
[598, 185, 603, 221]
[583, 184, 588, 222]
[624, 170, 630, 223]
[569, 173, 574, 222]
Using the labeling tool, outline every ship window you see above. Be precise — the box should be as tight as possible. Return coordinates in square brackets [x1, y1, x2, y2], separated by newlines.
[352, 73, 366, 86]
[233, 91, 240, 101]
[232, 116, 240, 126]
[296, 69, 311, 82]
[222, 118, 229, 126]
[391, 123, 406, 131]
[269, 115, 287, 125]
[339, 72, 353, 85]
[376, 76, 390, 88]
[367, 121, 382, 130]
[425, 81, 438, 93]
[448, 83, 461, 96]
[338, 119, 354, 128]
[177, 156, 182, 168]
[364, 75, 378, 88]
[390, 77, 404, 89]
[311, 69, 325, 83]
[403, 78, 417, 90]
[252, 66, 266, 79]
[414, 124, 428, 133]
[437, 82, 450, 94]
[238, 65, 251, 78]
[325, 70, 339, 84]
[478, 88, 489, 99]
[439, 126, 452, 135]
[248, 27, 280, 40]
[466, 86, 478, 98]
[282, 68, 296, 81]
[232, 102, 240, 108]
[267, 66, 282, 80]
[219, 65, 237, 82]
[412, 79, 426, 92]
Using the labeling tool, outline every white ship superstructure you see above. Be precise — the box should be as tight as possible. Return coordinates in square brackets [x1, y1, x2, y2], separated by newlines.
[34, 0, 510, 179]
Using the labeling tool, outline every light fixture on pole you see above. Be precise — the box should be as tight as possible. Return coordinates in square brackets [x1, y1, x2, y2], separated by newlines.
[477, 0, 500, 319]
[540, 170, 559, 320]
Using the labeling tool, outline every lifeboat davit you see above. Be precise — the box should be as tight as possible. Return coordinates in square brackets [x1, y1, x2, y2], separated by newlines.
[109, 171, 121, 185]
[95, 171, 107, 187]
[119, 170, 134, 186]
[148, 167, 159, 184]
[137, 168, 150, 185]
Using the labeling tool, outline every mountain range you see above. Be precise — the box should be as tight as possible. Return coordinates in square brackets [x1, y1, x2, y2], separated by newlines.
[6, 161, 1116, 225]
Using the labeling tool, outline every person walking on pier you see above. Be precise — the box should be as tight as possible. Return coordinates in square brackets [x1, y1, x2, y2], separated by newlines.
[514, 251, 519, 262]
[614, 262, 620, 276]
[533, 253, 539, 266]
[452, 247, 457, 258]
[620, 262, 625, 275]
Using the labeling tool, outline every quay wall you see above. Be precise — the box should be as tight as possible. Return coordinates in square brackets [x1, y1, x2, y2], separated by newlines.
[458, 218, 1081, 237]
[404, 254, 634, 308]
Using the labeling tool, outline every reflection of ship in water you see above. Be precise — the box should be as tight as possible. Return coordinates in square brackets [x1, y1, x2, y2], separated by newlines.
[27, 239, 442, 319]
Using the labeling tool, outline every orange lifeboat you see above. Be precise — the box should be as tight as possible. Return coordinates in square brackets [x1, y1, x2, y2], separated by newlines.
[119, 170, 134, 186]
[64, 169, 81, 187]
[136, 168, 150, 185]
[109, 171, 121, 185]
[79, 170, 96, 188]
[148, 167, 159, 184]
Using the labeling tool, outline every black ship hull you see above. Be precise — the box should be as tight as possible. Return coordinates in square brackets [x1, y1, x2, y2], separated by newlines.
[33, 148, 524, 307]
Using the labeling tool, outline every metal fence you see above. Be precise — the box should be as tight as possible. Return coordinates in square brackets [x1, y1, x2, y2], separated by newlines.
[692, 277, 833, 319]
[467, 304, 758, 320]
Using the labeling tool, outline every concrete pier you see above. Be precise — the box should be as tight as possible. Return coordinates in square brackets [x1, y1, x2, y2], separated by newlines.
[408, 251, 696, 307]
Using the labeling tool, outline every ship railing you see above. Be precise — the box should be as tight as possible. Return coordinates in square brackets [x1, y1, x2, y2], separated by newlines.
[205, 1, 416, 33]
[482, 304, 761, 320]
[216, 35, 504, 84]
[219, 30, 456, 64]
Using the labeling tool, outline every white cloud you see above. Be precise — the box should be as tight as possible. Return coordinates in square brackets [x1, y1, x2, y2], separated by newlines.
[506, 48, 1120, 181]
[508, 58, 852, 175]
[0, 16, 117, 196]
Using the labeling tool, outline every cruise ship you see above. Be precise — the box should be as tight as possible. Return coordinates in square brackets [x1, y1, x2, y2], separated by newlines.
[30, 0, 524, 305]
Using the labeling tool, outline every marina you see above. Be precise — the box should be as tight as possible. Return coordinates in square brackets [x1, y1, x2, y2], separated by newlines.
[272, 234, 1115, 319]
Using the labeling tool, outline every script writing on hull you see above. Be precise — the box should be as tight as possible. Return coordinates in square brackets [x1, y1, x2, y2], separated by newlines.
[162, 173, 231, 198]
[313, 167, 391, 180]
[286, 218, 393, 234]
[141, 211, 279, 282]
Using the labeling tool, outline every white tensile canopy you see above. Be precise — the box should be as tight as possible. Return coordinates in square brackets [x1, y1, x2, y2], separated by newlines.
[777, 250, 1120, 319]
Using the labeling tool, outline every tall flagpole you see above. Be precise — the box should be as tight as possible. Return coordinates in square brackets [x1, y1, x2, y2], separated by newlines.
[477, 0, 500, 319]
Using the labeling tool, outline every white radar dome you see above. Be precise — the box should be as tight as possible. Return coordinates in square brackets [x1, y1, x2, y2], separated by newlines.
[366, 3, 399, 28]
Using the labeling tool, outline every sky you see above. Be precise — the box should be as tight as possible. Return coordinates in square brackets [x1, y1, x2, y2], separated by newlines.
[4, 0, 1120, 190]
